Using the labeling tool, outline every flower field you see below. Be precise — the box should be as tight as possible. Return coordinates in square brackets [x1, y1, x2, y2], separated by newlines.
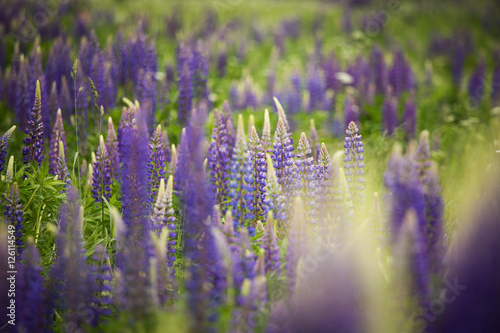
[0, 0, 500, 332]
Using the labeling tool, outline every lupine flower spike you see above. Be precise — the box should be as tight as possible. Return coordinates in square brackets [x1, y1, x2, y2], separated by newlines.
[23, 80, 45, 169]
[92, 135, 112, 203]
[262, 108, 272, 153]
[309, 119, 320, 163]
[56, 140, 71, 191]
[343, 121, 365, 209]
[0, 125, 16, 173]
[261, 211, 281, 274]
[106, 117, 120, 180]
[49, 109, 66, 175]
[148, 125, 167, 206]
[3, 182, 24, 257]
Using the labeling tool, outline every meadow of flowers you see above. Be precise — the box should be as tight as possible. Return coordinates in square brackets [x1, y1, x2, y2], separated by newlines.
[0, 0, 500, 332]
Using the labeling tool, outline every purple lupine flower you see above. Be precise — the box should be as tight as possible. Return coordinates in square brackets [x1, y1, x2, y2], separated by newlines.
[294, 132, 318, 224]
[192, 40, 209, 102]
[316, 143, 331, 204]
[45, 37, 72, 97]
[106, 117, 119, 180]
[309, 119, 320, 163]
[344, 121, 365, 208]
[451, 43, 465, 89]
[242, 78, 258, 110]
[344, 92, 360, 130]
[264, 154, 287, 240]
[394, 210, 430, 309]
[56, 140, 71, 192]
[261, 211, 281, 274]
[51, 189, 94, 330]
[468, 57, 486, 108]
[388, 49, 410, 97]
[150, 178, 167, 235]
[0, 125, 16, 173]
[118, 106, 135, 174]
[23, 80, 44, 168]
[262, 109, 272, 153]
[120, 112, 153, 252]
[271, 117, 295, 194]
[244, 126, 267, 235]
[174, 128, 190, 193]
[382, 87, 398, 136]
[370, 46, 386, 95]
[17, 240, 47, 332]
[429, 182, 500, 332]
[181, 126, 215, 332]
[3, 182, 24, 257]
[207, 109, 231, 212]
[226, 116, 236, 161]
[151, 224, 177, 306]
[163, 176, 177, 272]
[88, 244, 113, 325]
[148, 125, 167, 206]
[177, 47, 193, 127]
[49, 109, 66, 175]
[113, 208, 155, 320]
[228, 115, 248, 231]
[384, 146, 427, 242]
[16, 57, 30, 130]
[307, 66, 325, 112]
[92, 135, 112, 203]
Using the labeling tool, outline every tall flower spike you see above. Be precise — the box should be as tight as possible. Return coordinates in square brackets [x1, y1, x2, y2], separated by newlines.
[264, 154, 287, 239]
[273, 97, 291, 138]
[164, 175, 177, 272]
[309, 119, 320, 163]
[148, 125, 167, 206]
[343, 121, 365, 209]
[89, 244, 113, 325]
[228, 114, 248, 231]
[0, 125, 16, 173]
[244, 126, 267, 235]
[49, 109, 66, 175]
[272, 115, 296, 195]
[6, 156, 14, 183]
[106, 117, 119, 180]
[23, 80, 45, 168]
[262, 108, 272, 153]
[261, 211, 281, 275]
[17, 239, 47, 331]
[207, 109, 231, 212]
[317, 143, 331, 197]
[56, 140, 71, 192]
[92, 135, 112, 203]
[150, 178, 167, 235]
[3, 182, 24, 257]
